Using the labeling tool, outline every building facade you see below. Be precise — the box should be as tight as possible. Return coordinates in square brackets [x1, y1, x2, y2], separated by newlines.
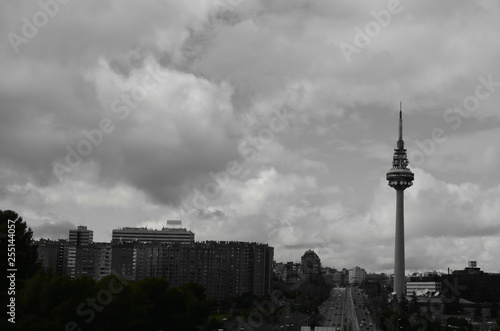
[406, 282, 442, 295]
[301, 250, 322, 283]
[111, 240, 274, 300]
[69, 226, 93, 246]
[36, 225, 274, 300]
[37, 239, 67, 276]
[348, 266, 366, 285]
[112, 227, 194, 244]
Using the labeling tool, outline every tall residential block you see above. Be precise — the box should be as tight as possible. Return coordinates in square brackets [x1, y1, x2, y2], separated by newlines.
[111, 241, 273, 300]
[69, 225, 93, 246]
[36, 239, 67, 276]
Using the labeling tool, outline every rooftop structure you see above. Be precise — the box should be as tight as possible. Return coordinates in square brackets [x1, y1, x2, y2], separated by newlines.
[69, 225, 93, 246]
[112, 224, 194, 244]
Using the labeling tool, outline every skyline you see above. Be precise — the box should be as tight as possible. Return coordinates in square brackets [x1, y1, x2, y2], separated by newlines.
[2, 0, 500, 274]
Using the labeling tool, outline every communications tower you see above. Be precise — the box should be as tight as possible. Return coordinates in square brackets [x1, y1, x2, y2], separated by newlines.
[386, 102, 414, 298]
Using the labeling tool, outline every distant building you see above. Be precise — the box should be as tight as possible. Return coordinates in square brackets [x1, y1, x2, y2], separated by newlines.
[284, 262, 301, 285]
[64, 242, 111, 280]
[37, 224, 274, 300]
[452, 261, 483, 275]
[93, 243, 112, 281]
[274, 262, 285, 281]
[406, 281, 442, 295]
[448, 262, 500, 303]
[110, 242, 135, 280]
[36, 239, 67, 275]
[331, 270, 345, 286]
[301, 250, 321, 282]
[348, 266, 366, 285]
[36, 238, 111, 280]
[323, 267, 344, 286]
[111, 240, 274, 301]
[69, 226, 93, 246]
[424, 270, 441, 277]
[112, 226, 194, 244]
[409, 272, 441, 282]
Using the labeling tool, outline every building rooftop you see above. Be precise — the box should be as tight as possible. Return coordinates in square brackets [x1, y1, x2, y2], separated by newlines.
[115, 227, 193, 232]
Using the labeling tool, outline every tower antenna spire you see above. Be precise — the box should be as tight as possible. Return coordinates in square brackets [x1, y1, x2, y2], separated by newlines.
[399, 101, 403, 141]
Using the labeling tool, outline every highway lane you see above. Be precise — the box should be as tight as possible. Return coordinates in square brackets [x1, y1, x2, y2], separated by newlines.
[320, 287, 345, 330]
[345, 287, 360, 331]
[319, 287, 377, 331]
[351, 288, 376, 330]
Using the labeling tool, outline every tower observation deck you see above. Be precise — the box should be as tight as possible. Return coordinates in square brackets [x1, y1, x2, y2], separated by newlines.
[386, 102, 414, 298]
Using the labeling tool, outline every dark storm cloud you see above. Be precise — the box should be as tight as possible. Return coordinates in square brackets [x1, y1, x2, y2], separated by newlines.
[2, 0, 500, 273]
[0, 0, 242, 205]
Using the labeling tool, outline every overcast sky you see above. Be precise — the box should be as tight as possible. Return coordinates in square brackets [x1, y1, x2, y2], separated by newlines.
[2, 0, 500, 274]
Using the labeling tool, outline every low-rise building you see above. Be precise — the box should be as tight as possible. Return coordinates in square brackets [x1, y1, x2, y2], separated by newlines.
[348, 266, 366, 285]
[406, 281, 442, 295]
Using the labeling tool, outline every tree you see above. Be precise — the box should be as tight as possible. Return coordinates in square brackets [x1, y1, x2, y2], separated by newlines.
[491, 301, 499, 319]
[409, 291, 421, 315]
[443, 293, 464, 315]
[425, 299, 432, 316]
[398, 294, 409, 313]
[1, 210, 40, 329]
[0, 210, 40, 281]
[473, 302, 482, 321]
[204, 316, 225, 331]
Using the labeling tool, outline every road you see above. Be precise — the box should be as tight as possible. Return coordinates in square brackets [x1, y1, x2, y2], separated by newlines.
[320, 287, 346, 330]
[350, 288, 376, 330]
[319, 287, 376, 331]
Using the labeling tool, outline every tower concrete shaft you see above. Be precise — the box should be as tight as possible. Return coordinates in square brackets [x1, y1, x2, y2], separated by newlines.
[394, 189, 405, 297]
[386, 103, 414, 298]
